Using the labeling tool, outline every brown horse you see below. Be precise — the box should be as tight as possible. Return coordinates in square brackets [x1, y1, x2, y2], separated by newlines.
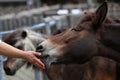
[36, 1, 120, 80]
[42, 28, 117, 80]
[36, 1, 120, 66]
[3, 28, 117, 80]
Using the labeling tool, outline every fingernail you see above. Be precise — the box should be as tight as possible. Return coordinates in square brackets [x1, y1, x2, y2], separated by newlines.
[42, 65, 45, 69]
[38, 53, 41, 55]
[38, 52, 41, 54]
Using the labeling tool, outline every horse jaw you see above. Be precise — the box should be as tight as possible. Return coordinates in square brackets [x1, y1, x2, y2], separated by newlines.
[37, 39, 62, 68]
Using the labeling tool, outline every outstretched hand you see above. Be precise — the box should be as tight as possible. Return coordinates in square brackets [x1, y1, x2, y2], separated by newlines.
[23, 51, 45, 69]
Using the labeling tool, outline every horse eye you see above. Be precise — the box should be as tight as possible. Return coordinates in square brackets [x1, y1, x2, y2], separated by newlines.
[71, 28, 83, 32]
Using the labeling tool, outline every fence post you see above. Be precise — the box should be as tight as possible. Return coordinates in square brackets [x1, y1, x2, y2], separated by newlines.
[45, 22, 51, 36]
[34, 69, 40, 80]
[0, 20, 3, 31]
[0, 56, 4, 80]
[0, 35, 4, 80]
[35, 0, 40, 8]
[55, 17, 62, 29]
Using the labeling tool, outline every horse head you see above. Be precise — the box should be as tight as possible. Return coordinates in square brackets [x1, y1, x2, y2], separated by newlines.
[36, 2, 120, 67]
[3, 28, 47, 75]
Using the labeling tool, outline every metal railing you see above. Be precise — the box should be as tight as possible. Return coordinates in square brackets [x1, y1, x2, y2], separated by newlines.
[0, 15, 68, 80]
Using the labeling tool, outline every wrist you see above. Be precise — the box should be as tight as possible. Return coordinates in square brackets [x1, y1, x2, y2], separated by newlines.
[20, 51, 28, 59]
[14, 49, 27, 59]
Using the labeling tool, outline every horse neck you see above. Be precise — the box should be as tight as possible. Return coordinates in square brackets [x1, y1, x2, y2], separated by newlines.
[97, 17, 120, 62]
[97, 42, 120, 63]
[98, 16, 120, 52]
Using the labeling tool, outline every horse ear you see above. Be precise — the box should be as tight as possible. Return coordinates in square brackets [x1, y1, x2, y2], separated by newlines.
[21, 30, 27, 39]
[93, 2, 108, 30]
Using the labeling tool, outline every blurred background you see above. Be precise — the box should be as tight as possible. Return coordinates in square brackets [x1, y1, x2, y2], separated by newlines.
[0, 0, 119, 31]
[0, 0, 119, 80]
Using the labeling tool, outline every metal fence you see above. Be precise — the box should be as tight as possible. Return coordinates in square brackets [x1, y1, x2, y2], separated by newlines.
[0, 15, 69, 80]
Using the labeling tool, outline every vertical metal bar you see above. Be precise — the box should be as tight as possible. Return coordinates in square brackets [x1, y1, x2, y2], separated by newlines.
[0, 20, 3, 31]
[18, 18, 22, 28]
[35, 0, 40, 8]
[45, 22, 51, 36]
[87, 0, 94, 7]
[0, 56, 4, 80]
[28, 16, 32, 26]
[56, 18, 62, 29]
[39, 0, 41, 7]
[9, 19, 13, 30]
[34, 69, 40, 80]
[4, 20, 8, 31]
[34, 69, 46, 80]
[0, 35, 4, 80]
[26, 0, 34, 9]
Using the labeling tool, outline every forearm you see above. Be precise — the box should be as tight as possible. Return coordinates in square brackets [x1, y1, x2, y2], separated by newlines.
[0, 41, 25, 58]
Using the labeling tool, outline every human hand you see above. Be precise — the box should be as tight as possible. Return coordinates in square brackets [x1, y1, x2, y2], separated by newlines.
[23, 51, 45, 69]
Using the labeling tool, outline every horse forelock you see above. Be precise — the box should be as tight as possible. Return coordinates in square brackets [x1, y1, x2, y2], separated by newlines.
[14, 37, 35, 51]
[26, 29, 47, 44]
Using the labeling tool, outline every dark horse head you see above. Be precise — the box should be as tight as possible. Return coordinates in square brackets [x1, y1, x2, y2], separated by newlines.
[36, 2, 120, 67]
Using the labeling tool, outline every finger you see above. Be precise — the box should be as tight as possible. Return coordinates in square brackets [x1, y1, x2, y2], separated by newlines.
[34, 58, 45, 69]
[33, 52, 42, 58]
[35, 62, 45, 69]
[34, 52, 41, 56]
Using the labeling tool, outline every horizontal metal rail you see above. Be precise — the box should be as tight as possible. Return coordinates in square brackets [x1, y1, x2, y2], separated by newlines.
[0, 19, 56, 35]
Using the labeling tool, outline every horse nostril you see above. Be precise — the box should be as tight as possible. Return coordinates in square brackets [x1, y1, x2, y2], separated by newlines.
[36, 45, 44, 52]
[4, 67, 16, 75]
[4, 67, 11, 72]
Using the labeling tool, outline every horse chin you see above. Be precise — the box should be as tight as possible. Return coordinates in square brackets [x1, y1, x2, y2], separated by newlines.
[42, 57, 57, 68]
[5, 71, 16, 76]
[4, 68, 16, 76]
